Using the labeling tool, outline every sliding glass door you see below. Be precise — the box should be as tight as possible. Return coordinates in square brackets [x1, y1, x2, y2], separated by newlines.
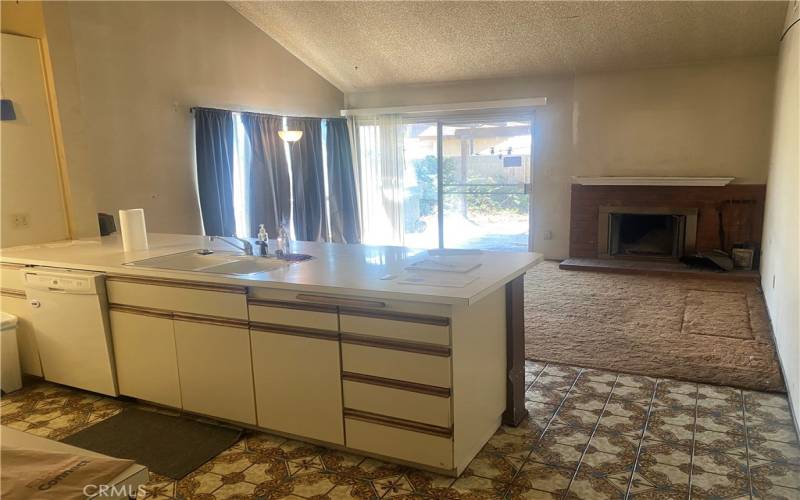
[356, 113, 532, 251]
[439, 119, 531, 251]
[401, 122, 439, 248]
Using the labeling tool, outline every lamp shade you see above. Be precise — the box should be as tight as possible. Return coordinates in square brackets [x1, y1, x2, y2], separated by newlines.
[278, 130, 303, 142]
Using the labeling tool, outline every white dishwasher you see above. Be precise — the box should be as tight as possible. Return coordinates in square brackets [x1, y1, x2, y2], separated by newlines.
[24, 268, 118, 396]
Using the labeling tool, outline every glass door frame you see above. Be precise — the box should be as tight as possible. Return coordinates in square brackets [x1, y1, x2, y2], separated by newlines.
[433, 111, 534, 251]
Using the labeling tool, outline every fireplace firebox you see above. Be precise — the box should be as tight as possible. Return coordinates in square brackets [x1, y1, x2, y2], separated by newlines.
[598, 206, 697, 260]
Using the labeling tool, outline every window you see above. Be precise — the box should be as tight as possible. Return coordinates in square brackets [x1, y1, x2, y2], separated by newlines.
[354, 113, 533, 251]
[231, 112, 248, 238]
[229, 116, 333, 241]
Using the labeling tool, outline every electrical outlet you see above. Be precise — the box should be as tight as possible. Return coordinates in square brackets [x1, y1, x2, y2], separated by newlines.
[543, 230, 553, 240]
[12, 213, 30, 228]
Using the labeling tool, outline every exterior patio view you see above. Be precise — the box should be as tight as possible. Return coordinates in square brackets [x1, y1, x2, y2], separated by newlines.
[356, 118, 533, 251]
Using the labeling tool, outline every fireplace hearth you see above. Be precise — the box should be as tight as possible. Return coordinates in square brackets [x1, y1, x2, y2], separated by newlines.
[598, 206, 697, 260]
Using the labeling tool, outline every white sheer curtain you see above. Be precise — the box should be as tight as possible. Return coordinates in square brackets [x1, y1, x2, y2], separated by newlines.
[350, 114, 406, 246]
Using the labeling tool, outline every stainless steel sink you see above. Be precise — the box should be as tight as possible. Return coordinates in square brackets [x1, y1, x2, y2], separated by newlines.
[124, 250, 292, 275]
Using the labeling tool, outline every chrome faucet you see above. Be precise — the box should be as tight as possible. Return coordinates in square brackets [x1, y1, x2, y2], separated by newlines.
[211, 236, 253, 256]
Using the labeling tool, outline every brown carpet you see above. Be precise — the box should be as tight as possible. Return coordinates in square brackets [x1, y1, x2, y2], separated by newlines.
[524, 261, 786, 392]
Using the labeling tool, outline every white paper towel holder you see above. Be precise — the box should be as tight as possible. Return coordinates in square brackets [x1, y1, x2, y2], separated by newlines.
[119, 208, 149, 252]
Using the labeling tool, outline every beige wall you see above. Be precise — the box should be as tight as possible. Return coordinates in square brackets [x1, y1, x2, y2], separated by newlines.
[41, 1, 344, 236]
[346, 57, 777, 258]
[0, 33, 69, 247]
[761, 2, 799, 431]
[1, 0, 46, 38]
[1, 1, 78, 246]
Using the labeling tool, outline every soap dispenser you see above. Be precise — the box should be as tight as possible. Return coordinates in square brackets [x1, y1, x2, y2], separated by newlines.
[257, 224, 269, 256]
[276, 224, 289, 257]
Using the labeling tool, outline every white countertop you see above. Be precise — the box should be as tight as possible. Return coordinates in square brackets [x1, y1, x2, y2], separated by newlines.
[0, 234, 542, 306]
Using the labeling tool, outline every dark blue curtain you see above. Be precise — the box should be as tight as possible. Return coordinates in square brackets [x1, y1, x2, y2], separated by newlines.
[240, 113, 290, 237]
[325, 119, 361, 243]
[288, 117, 325, 241]
[194, 108, 236, 237]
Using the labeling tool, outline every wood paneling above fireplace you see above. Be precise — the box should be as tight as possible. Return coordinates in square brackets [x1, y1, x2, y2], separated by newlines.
[569, 184, 766, 259]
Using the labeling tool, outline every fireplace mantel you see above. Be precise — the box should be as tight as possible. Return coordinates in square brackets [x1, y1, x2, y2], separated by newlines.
[572, 176, 735, 187]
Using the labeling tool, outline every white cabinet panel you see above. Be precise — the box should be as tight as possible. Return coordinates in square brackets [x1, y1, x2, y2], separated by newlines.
[342, 380, 451, 428]
[345, 417, 453, 470]
[0, 264, 26, 291]
[174, 319, 255, 424]
[251, 328, 343, 444]
[107, 278, 247, 319]
[110, 309, 181, 408]
[339, 312, 450, 346]
[0, 293, 42, 377]
[248, 302, 338, 331]
[341, 343, 451, 388]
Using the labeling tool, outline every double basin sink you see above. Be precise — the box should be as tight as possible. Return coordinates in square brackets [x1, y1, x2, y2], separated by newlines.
[125, 250, 293, 276]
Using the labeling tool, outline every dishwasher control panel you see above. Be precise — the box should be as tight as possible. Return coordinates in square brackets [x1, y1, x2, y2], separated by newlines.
[24, 269, 103, 293]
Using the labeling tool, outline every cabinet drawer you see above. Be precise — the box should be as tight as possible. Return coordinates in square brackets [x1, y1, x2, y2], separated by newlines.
[110, 308, 181, 408]
[249, 299, 337, 331]
[343, 377, 451, 428]
[340, 309, 450, 346]
[345, 415, 453, 470]
[341, 340, 451, 388]
[107, 276, 247, 319]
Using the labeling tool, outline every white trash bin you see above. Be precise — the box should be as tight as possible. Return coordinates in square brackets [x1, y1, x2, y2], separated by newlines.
[1, 312, 22, 393]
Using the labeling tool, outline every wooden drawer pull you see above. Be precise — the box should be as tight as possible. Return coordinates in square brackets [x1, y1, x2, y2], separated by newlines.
[248, 298, 337, 314]
[344, 408, 452, 438]
[250, 321, 339, 341]
[341, 333, 451, 357]
[173, 312, 250, 329]
[342, 371, 450, 397]
[110, 304, 173, 320]
[0, 288, 26, 299]
[0, 263, 26, 269]
[295, 294, 386, 309]
[340, 307, 450, 326]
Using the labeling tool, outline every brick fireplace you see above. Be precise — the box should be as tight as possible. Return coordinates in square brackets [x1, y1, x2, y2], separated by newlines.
[569, 183, 766, 263]
[598, 206, 698, 260]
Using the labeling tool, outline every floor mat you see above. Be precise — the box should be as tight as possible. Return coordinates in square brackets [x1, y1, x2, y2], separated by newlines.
[682, 290, 752, 339]
[62, 408, 242, 479]
[524, 261, 785, 392]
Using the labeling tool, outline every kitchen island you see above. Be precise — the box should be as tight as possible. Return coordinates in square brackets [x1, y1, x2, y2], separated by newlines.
[0, 234, 542, 476]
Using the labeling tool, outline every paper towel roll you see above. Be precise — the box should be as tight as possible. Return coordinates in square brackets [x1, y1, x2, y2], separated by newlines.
[119, 209, 149, 252]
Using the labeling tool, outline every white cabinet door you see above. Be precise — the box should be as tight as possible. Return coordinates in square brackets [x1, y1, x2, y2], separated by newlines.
[174, 318, 255, 424]
[109, 308, 181, 408]
[251, 327, 344, 444]
[0, 294, 42, 376]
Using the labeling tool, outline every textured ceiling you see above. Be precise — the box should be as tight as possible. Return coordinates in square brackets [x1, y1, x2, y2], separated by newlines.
[229, 1, 787, 92]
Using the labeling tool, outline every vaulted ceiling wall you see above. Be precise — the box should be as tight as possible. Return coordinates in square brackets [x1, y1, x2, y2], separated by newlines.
[230, 1, 786, 92]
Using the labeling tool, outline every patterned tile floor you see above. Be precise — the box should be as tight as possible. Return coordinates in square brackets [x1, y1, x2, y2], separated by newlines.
[1, 361, 798, 499]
